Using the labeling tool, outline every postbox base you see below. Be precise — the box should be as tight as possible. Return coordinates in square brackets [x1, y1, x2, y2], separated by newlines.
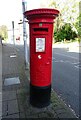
[30, 84, 51, 108]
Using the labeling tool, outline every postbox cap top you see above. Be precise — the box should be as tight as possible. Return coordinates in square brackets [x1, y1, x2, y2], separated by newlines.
[24, 8, 59, 19]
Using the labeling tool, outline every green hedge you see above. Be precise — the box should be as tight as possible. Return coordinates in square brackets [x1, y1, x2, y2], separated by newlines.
[54, 23, 77, 42]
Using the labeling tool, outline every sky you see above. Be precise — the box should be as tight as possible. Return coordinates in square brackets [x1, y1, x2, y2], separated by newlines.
[0, 0, 79, 29]
[0, 0, 43, 29]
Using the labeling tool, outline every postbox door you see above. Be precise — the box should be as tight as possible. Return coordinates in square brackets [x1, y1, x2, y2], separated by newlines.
[30, 34, 52, 87]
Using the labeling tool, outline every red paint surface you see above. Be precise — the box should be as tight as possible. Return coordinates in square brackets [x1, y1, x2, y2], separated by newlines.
[24, 9, 59, 87]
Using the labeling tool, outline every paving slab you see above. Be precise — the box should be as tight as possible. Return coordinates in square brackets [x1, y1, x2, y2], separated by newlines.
[2, 91, 16, 101]
[2, 113, 19, 118]
[0, 116, 2, 120]
[8, 99, 19, 115]
[4, 77, 20, 86]
[0, 101, 2, 117]
[2, 101, 7, 117]
[2, 83, 21, 92]
[19, 112, 26, 118]
[0, 92, 2, 102]
[57, 112, 75, 118]
[2, 45, 19, 77]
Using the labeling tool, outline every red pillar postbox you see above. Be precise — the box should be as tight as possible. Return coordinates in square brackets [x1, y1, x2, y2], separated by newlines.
[24, 8, 59, 107]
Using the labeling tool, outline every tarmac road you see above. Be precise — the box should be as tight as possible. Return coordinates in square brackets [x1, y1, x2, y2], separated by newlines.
[52, 47, 80, 117]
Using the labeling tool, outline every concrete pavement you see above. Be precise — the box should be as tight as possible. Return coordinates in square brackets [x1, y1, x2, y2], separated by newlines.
[53, 41, 81, 53]
[1, 43, 78, 119]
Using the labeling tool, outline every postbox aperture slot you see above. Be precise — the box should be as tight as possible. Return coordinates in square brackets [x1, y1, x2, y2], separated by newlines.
[36, 38, 45, 52]
[34, 28, 48, 32]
